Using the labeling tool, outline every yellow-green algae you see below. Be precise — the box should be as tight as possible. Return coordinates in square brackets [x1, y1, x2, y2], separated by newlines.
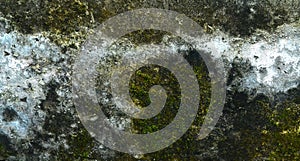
[230, 98, 300, 160]
[93, 33, 212, 160]
[1, 0, 299, 48]
[0, 0, 299, 160]
[0, 144, 9, 160]
[261, 101, 299, 160]
[122, 46, 212, 160]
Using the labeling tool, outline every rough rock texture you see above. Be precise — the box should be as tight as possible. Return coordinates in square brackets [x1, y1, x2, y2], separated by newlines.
[196, 24, 300, 94]
[0, 0, 299, 160]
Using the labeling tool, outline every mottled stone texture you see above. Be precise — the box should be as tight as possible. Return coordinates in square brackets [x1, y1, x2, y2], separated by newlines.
[0, 0, 299, 160]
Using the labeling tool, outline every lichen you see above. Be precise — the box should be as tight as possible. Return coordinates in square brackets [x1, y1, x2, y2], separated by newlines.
[1, 0, 299, 49]
[227, 94, 300, 160]
[1, 1, 299, 160]
[122, 30, 170, 45]
[59, 129, 95, 160]
[261, 101, 300, 160]
[44, 0, 92, 48]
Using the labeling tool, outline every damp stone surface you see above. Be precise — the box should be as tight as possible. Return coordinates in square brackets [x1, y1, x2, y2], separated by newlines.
[0, 1, 299, 160]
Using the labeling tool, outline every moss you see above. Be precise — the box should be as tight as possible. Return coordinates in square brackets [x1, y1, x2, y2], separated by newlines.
[0, 0, 47, 34]
[1, 0, 299, 46]
[95, 35, 213, 160]
[122, 30, 170, 45]
[0, 0, 110, 48]
[129, 64, 181, 133]
[41, 81, 96, 160]
[43, 0, 92, 48]
[0, 133, 14, 160]
[58, 129, 95, 160]
[123, 48, 212, 160]
[217, 93, 271, 160]
[231, 95, 300, 160]
[261, 101, 300, 160]
[0, 144, 9, 160]
[43, 111, 96, 160]
[1, 1, 299, 160]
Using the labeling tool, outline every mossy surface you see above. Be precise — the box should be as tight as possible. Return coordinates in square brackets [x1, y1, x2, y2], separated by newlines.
[0, 0, 108, 48]
[0, 143, 10, 160]
[1, 0, 299, 48]
[122, 46, 212, 160]
[93, 33, 213, 160]
[218, 88, 300, 160]
[129, 65, 181, 134]
[261, 101, 300, 160]
[0, 1, 299, 160]
[123, 30, 170, 45]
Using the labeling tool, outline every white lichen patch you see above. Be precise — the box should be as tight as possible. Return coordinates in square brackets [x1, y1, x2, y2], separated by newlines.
[0, 10, 299, 159]
[0, 30, 66, 141]
[94, 23, 299, 115]
[240, 36, 299, 93]
[189, 24, 300, 94]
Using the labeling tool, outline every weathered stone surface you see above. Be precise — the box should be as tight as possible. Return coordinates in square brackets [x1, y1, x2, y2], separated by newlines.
[0, 0, 299, 160]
